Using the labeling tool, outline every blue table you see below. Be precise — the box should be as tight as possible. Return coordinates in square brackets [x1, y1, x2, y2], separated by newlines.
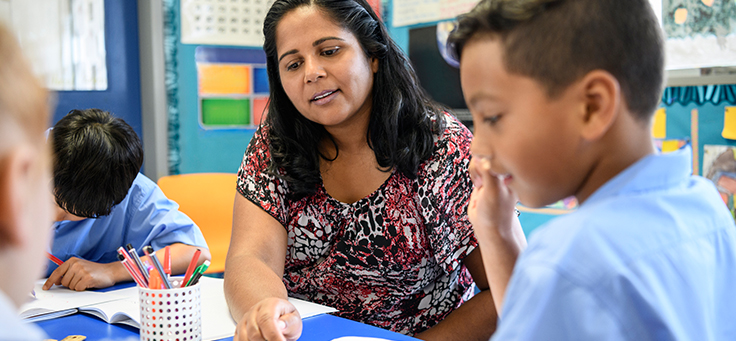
[35, 307, 419, 341]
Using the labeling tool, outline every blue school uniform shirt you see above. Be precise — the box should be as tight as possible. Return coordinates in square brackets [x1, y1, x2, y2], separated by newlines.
[493, 147, 736, 340]
[0, 290, 46, 340]
[47, 173, 208, 277]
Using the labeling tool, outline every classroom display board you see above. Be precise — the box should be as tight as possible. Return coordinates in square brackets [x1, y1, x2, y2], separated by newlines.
[704, 144, 736, 212]
[392, 0, 479, 27]
[196, 46, 269, 129]
[0, 0, 107, 90]
[181, 0, 275, 46]
[662, 0, 736, 69]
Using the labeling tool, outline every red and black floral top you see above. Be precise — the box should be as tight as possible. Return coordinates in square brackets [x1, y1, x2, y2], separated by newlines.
[236, 113, 477, 335]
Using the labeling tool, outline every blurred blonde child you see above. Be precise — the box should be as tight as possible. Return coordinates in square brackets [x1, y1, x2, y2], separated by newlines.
[0, 23, 54, 340]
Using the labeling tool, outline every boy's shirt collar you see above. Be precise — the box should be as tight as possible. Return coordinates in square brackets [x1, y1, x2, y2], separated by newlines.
[583, 145, 693, 207]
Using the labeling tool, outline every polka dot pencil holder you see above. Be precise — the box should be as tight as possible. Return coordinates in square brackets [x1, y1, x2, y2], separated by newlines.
[139, 280, 202, 341]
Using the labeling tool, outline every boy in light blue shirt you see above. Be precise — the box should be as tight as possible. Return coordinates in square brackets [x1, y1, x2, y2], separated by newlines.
[44, 109, 210, 291]
[449, 0, 736, 339]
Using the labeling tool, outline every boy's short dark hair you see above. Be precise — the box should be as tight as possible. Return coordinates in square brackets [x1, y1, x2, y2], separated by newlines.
[448, 0, 664, 121]
[52, 109, 143, 218]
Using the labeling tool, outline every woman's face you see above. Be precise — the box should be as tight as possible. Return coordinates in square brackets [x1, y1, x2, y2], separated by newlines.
[275, 5, 378, 130]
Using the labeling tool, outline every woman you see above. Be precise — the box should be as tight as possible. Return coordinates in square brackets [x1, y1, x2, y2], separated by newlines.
[224, 0, 501, 340]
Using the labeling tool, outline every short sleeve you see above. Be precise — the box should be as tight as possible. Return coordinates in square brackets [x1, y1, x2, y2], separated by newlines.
[126, 174, 209, 251]
[418, 115, 478, 274]
[493, 264, 630, 341]
[236, 126, 290, 226]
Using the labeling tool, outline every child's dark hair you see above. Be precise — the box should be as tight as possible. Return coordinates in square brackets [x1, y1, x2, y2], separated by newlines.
[448, 0, 664, 121]
[51, 109, 143, 218]
[262, 0, 444, 199]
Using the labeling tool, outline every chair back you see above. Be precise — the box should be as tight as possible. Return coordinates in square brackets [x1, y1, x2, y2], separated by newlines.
[157, 173, 237, 274]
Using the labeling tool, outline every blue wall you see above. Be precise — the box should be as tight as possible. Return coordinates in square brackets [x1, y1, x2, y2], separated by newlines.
[53, 0, 143, 144]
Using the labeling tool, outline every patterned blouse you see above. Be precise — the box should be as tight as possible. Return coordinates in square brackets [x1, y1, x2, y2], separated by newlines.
[236, 113, 477, 335]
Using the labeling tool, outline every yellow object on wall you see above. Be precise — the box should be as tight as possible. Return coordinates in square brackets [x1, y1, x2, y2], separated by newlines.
[661, 140, 681, 153]
[652, 108, 667, 139]
[198, 64, 251, 95]
[722, 107, 736, 140]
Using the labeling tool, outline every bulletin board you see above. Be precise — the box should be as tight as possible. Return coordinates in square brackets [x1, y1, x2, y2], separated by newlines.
[195, 46, 269, 129]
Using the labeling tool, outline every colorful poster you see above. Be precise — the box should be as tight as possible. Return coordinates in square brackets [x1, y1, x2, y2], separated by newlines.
[196, 47, 269, 129]
[662, 0, 736, 69]
[703, 144, 736, 218]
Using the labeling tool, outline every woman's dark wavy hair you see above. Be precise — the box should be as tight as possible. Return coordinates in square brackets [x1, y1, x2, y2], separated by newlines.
[52, 108, 143, 218]
[262, 0, 444, 199]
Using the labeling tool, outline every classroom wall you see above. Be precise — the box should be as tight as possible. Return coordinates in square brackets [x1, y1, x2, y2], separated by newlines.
[163, 0, 409, 176]
[162, 1, 736, 239]
[163, 0, 256, 175]
[518, 85, 736, 237]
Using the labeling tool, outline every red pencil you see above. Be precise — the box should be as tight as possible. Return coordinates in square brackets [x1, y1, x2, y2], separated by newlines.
[46, 252, 63, 266]
[181, 249, 201, 287]
[163, 245, 171, 275]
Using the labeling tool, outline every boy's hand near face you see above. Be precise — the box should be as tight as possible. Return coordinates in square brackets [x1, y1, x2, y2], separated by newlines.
[468, 157, 519, 233]
[42, 257, 127, 291]
[467, 156, 527, 315]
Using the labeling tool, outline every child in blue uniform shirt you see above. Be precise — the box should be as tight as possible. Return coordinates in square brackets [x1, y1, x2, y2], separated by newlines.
[43, 109, 210, 291]
[450, 0, 736, 339]
[0, 23, 53, 340]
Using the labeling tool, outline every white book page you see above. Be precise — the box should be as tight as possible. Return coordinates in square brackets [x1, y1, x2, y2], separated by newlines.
[288, 297, 338, 318]
[198, 277, 338, 341]
[19, 280, 125, 319]
[78, 286, 139, 327]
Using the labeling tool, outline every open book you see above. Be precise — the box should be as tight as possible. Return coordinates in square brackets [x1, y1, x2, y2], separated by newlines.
[76, 286, 139, 328]
[21, 277, 337, 341]
[20, 281, 128, 322]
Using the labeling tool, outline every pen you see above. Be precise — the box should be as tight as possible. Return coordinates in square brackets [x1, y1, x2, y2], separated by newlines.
[126, 243, 150, 283]
[186, 260, 210, 287]
[143, 246, 172, 289]
[117, 247, 146, 285]
[181, 249, 202, 286]
[117, 253, 147, 287]
[186, 262, 206, 287]
[46, 252, 63, 266]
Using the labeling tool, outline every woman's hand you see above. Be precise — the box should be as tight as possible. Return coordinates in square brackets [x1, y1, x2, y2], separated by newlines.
[234, 297, 302, 341]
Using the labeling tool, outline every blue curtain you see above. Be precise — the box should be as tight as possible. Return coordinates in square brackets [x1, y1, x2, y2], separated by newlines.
[163, 0, 181, 175]
[662, 84, 736, 107]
